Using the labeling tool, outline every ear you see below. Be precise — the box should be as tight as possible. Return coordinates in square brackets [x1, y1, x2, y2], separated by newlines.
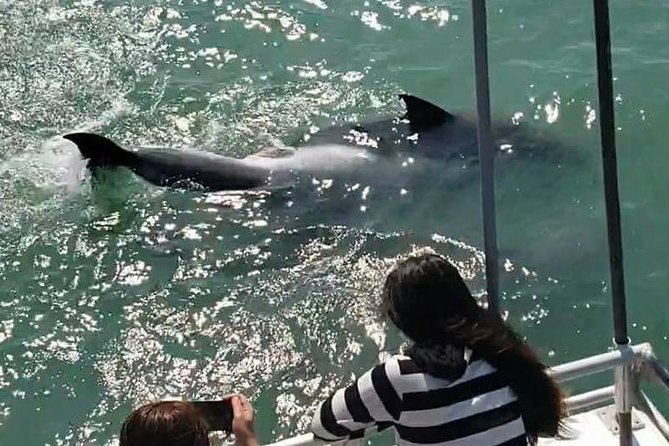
[399, 94, 455, 132]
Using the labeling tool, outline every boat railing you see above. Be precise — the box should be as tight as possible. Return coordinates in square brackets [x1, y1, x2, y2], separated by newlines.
[265, 342, 669, 446]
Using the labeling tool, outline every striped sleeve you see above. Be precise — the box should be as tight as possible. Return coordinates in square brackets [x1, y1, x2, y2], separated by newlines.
[311, 361, 402, 441]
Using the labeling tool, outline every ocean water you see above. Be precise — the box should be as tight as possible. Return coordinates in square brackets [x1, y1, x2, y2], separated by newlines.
[1, 1, 669, 444]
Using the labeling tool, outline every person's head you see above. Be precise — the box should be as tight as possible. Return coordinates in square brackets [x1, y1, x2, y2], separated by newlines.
[120, 401, 210, 446]
[381, 253, 483, 343]
[381, 253, 565, 439]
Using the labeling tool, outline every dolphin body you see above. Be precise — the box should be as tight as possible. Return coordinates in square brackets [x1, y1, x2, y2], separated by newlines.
[63, 94, 547, 193]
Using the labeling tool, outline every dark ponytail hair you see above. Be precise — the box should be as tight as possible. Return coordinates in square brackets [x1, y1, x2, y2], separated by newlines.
[382, 253, 565, 439]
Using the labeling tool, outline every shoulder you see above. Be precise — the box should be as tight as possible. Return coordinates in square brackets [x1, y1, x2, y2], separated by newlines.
[368, 355, 453, 396]
[357, 356, 420, 391]
[460, 357, 499, 381]
[371, 355, 421, 377]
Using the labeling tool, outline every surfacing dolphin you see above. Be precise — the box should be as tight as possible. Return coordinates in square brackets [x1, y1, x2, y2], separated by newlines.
[63, 94, 556, 192]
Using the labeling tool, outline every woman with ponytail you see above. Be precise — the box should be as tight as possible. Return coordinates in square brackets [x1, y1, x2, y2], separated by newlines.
[311, 253, 565, 446]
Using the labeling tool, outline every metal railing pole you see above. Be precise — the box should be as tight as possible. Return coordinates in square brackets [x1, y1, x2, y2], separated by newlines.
[471, 0, 500, 315]
[592, 1, 631, 444]
[592, 0, 628, 347]
[549, 343, 649, 383]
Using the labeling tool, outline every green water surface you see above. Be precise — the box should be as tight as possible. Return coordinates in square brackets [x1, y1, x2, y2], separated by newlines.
[1, 1, 669, 445]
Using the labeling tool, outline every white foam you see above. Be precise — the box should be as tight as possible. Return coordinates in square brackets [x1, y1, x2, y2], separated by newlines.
[0, 136, 88, 227]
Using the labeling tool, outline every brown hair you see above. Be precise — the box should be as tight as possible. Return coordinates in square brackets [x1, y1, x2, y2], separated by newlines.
[382, 253, 565, 439]
[120, 401, 210, 446]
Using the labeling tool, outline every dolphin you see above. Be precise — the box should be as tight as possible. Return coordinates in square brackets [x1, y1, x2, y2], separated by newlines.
[63, 94, 552, 193]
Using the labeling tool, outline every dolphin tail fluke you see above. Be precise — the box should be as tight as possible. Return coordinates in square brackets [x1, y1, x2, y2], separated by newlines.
[63, 132, 133, 171]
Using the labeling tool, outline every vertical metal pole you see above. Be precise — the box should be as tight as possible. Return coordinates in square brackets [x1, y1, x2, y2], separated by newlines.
[592, 0, 631, 444]
[593, 0, 628, 347]
[471, 0, 500, 315]
[615, 361, 635, 446]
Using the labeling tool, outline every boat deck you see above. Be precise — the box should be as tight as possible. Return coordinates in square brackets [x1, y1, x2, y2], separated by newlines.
[540, 405, 669, 446]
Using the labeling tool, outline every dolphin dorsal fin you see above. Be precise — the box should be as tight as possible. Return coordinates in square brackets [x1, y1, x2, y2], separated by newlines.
[399, 94, 455, 131]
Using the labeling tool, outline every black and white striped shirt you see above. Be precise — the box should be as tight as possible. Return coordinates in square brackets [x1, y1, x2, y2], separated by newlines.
[312, 353, 529, 446]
